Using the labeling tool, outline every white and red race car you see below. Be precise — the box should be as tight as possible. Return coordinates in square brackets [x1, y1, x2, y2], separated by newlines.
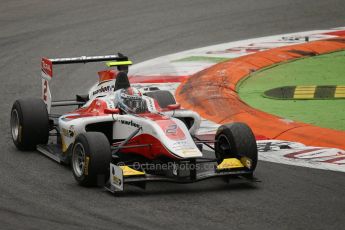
[10, 54, 258, 193]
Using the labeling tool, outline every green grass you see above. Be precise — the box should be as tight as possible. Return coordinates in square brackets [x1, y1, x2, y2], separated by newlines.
[238, 50, 345, 131]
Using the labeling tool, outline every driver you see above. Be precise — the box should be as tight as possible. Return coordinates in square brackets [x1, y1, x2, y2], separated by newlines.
[116, 87, 148, 114]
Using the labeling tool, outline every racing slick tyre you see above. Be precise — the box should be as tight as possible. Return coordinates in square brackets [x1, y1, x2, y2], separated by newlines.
[72, 132, 112, 187]
[10, 98, 49, 150]
[215, 122, 258, 171]
[145, 90, 176, 108]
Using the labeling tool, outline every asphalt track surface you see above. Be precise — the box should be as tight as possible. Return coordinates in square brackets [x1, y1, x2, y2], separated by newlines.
[1, 0, 345, 229]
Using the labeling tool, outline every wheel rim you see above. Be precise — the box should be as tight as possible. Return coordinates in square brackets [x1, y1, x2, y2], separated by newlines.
[11, 109, 20, 141]
[72, 143, 86, 177]
[216, 134, 236, 162]
[217, 134, 231, 156]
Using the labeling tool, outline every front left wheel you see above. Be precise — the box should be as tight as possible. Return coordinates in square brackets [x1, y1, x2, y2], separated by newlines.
[72, 132, 112, 187]
[215, 122, 258, 171]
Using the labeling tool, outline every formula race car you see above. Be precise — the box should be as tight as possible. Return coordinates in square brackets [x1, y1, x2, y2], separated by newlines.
[10, 54, 258, 193]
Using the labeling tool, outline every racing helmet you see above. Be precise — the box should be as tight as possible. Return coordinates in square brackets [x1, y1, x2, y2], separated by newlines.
[118, 87, 148, 113]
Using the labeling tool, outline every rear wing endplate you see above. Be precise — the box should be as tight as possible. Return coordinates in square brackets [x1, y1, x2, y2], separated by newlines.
[41, 53, 132, 112]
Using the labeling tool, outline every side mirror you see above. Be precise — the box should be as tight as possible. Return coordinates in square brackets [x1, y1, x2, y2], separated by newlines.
[167, 103, 181, 110]
[104, 108, 120, 114]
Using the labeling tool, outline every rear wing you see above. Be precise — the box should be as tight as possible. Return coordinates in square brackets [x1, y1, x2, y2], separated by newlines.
[41, 53, 132, 112]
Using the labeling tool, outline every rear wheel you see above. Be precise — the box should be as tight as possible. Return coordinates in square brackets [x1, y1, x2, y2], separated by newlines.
[215, 122, 258, 171]
[10, 98, 49, 150]
[72, 132, 112, 186]
[145, 90, 176, 108]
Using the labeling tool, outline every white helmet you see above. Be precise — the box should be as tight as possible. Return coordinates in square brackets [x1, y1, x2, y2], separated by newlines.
[118, 87, 148, 113]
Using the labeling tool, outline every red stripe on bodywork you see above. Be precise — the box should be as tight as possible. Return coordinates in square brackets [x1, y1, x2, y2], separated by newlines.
[120, 133, 179, 160]
[64, 99, 109, 120]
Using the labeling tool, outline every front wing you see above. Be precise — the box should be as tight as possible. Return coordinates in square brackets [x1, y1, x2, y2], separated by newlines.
[105, 158, 258, 193]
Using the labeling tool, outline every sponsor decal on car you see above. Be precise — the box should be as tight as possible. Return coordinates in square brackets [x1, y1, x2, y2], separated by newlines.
[84, 156, 90, 175]
[181, 148, 199, 156]
[116, 119, 141, 128]
[156, 120, 186, 141]
[112, 175, 122, 186]
[92, 85, 115, 96]
[166, 124, 178, 134]
[110, 164, 124, 191]
[41, 58, 52, 78]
